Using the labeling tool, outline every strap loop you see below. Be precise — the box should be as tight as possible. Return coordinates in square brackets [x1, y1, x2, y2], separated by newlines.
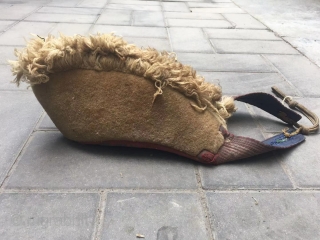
[288, 100, 299, 109]
[281, 96, 293, 106]
[272, 86, 319, 136]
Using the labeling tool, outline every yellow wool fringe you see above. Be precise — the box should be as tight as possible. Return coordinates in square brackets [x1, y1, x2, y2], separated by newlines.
[9, 33, 236, 124]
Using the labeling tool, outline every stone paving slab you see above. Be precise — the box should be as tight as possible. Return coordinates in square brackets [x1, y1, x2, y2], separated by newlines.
[109, 0, 160, 5]
[0, 193, 99, 240]
[101, 193, 208, 240]
[199, 103, 293, 190]
[163, 2, 189, 12]
[165, 12, 224, 20]
[191, 7, 245, 13]
[0, 5, 39, 20]
[279, 133, 320, 188]
[78, 0, 107, 8]
[226, 102, 265, 140]
[223, 13, 267, 29]
[211, 39, 299, 54]
[46, 0, 81, 7]
[6, 132, 198, 189]
[96, 9, 132, 25]
[37, 6, 101, 15]
[233, 0, 320, 67]
[0, 46, 19, 64]
[265, 55, 320, 97]
[133, 11, 165, 27]
[0, 21, 56, 45]
[200, 72, 300, 96]
[176, 53, 275, 72]
[292, 98, 320, 129]
[284, 36, 320, 68]
[248, 98, 320, 189]
[124, 36, 171, 51]
[205, 29, 281, 40]
[0, 4, 11, 9]
[25, 13, 97, 24]
[187, 2, 237, 8]
[206, 192, 320, 240]
[169, 28, 213, 53]
[91, 25, 167, 38]
[200, 152, 293, 190]
[0, 92, 42, 183]
[49, 23, 91, 36]
[164, 0, 230, 2]
[37, 113, 57, 130]
[0, 20, 15, 32]
[0, 65, 29, 90]
[168, 19, 232, 28]
[107, 4, 161, 11]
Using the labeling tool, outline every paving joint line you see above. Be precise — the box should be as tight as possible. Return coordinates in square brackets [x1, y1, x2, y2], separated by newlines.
[174, 51, 294, 58]
[214, 52, 301, 55]
[0, 5, 46, 36]
[205, 189, 320, 192]
[209, 38, 287, 42]
[229, 0, 320, 68]
[130, 10, 135, 25]
[220, 13, 236, 29]
[0, 44, 26, 47]
[34, 129, 59, 132]
[88, 0, 110, 33]
[34, 111, 47, 130]
[28, 11, 99, 16]
[280, 37, 320, 68]
[0, 86, 30, 91]
[278, 156, 299, 189]
[187, 69, 276, 73]
[92, 191, 107, 240]
[202, 28, 217, 54]
[183, 1, 191, 12]
[75, 0, 86, 7]
[233, 27, 268, 30]
[260, 54, 304, 97]
[3, 188, 200, 194]
[195, 166, 215, 240]
[105, 7, 161, 12]
[160, 1, 174, 52]
[227, 95, 303, 189]
[94, 23, 167, 29]
[3, 188, 320, 194]
[0, 116, 43, 190]
[21, 20, 96, 25]
[169, 25, 238, 29]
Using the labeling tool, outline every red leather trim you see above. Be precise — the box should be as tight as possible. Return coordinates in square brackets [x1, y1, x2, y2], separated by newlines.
[213, 135, 277, 164]
[80, 140, 203, 162]
[197, 150, 219, 164]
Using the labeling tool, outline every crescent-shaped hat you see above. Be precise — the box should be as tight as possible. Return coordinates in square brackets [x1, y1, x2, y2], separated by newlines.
[10, 34, 318, 164]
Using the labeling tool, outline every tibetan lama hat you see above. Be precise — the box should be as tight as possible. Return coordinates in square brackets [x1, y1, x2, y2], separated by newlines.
[10, 34, 318, 164]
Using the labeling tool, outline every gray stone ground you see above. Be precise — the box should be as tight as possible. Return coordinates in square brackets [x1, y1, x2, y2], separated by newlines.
[0, 0, 319, 239]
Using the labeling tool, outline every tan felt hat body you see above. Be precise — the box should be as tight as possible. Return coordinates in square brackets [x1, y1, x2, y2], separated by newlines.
[10, 34, 311, 164]
[32, 69, 225, 160]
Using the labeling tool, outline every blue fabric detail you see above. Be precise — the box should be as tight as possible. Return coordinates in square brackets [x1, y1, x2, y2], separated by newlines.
[262, 130, 305, 148]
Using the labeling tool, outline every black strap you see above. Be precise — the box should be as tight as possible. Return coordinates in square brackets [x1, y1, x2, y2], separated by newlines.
[234, 92, 301, 125]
